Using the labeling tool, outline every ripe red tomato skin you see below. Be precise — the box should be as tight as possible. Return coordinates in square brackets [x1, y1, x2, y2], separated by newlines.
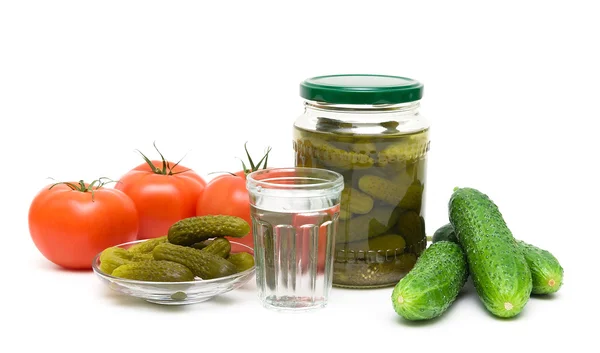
[28, 183, 139, 270]
[196, 173, 253, 248]
[116, 160, 206, 240]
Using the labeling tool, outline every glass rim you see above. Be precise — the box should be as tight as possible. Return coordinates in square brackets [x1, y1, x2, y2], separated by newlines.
[246, 167, 344, 192]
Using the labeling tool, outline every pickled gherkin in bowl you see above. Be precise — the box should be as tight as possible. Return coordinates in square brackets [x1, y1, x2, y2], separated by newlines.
[293, 128, 429, 288]
[92, 239, 256, 305]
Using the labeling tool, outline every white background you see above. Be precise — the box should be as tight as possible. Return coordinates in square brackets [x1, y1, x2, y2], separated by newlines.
[1, 0, 598, 352]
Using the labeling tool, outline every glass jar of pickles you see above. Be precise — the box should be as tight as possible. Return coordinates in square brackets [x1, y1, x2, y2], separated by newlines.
[293, 74, 430, 288]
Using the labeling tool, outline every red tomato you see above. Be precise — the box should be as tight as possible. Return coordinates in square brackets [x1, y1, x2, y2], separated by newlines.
[196, 144, 273, 248]
[116, 159, 206, 240]
[196, 174, 253, 247]
[28, 180, 139, 270]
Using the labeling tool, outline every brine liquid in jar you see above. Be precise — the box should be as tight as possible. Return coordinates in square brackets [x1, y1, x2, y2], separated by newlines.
[293, 127, 429, 288]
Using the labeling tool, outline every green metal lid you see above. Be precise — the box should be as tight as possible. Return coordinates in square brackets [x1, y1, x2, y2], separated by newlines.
[299, 74, 423, 105]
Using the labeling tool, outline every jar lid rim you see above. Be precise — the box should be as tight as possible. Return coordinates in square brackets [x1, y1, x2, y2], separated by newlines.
[300, 74, 423, 105]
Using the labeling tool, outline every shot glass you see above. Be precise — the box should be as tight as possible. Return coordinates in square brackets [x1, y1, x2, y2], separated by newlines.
[246, 167, 344, 311]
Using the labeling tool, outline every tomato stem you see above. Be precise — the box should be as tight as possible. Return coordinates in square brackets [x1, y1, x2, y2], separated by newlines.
[135, 142, 191, 176]
[48, 177, 116, 202]
[239, 142, 272, 176]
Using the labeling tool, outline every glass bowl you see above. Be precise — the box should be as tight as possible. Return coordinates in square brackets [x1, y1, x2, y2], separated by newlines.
[92, 239, 256, 305]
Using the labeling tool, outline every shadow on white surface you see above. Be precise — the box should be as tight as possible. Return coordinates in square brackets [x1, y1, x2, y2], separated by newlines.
[96, 279, 254, 311]
[34, 256, 93, 275]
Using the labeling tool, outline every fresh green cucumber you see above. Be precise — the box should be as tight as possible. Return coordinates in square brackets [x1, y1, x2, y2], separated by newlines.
[391, 241, 468, 321]
[431, 223, 458, 244]
[432, 223, 564, 295]
[517, 240, 564, 295]
[449, 187, 532, 318]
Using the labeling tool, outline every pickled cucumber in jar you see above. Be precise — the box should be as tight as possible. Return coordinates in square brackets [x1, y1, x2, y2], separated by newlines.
[293, 127, 429, 288]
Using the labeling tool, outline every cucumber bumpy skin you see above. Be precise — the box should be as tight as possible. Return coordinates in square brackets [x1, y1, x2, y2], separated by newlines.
[111, 260, 195, 282]
[358, 175, 408, 206]
[517, 240, 564, 295]
[341, 187, 374, 215]
[391, 241, 468, 321]
[339, 209, 353, 220]
[344, 233, 406, 253]
[432, 223, 458, 244]
[127, 235, 168, 254]
[398, 180, 424, 212]
[337, 207, 400, 243]
[432, 224, 564, 295]
[99, 247, 156, 275]
[449, 187, 532, 318]
[226, 252, 255, 272]
[153, 243, 238, 279]
[306, 138, 375, 170]
[200, 237, 232, 258]
[378, 134, 429, 166]
[168, 215, 250, 246]
[396, 211, 426, 254]
[99, 247, 134, 275]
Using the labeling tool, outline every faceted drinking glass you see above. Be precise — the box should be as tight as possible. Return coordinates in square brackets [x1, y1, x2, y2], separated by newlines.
[246, 167, 344, 311]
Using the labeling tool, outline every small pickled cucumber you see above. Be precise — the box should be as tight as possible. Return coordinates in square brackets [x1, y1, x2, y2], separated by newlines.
[294, 139, 314, 167]
[341, 187, 374, 214]
[339, 209, 353, 220]
[302, 138, 374, 170]
[369, 233, 406, 253]
[344, 233, 406, 253]
[190, 240, 211, 250]
[227, 252, 255, 272]
[396, 211, 426, 254]
[350, 142, 377, 155]
[99, 247, 133, 275]
[111, 260, 195, 282]
[332, 252, 417, 288]
[358, 174, 409, 206]
[378, 133, 429, 165]
[315, 117, 355, 131]
[398, 180, 424, 212]
[338, 207, 400, 243]
[128, 236, 168, 254]
[397, 253, 418, 272]
[168, 215, 250, 246]
[131, 252, 155, 261]
[153, 243, 238, 279]
[201, 237, 231, 258]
